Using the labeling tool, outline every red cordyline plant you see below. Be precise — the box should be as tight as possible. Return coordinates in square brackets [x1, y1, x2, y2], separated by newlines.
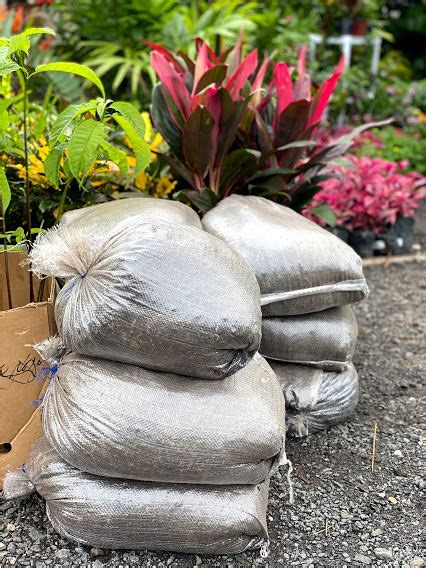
[304, 155, 426, 233]
[149, 39, 388, 213]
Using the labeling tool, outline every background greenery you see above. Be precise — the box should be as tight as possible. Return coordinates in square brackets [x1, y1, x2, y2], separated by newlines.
[0, 0, 424, 229]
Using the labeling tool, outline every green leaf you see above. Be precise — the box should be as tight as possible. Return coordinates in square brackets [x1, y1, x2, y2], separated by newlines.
[44, 145, 65, 187]
[8, 34, 30, 55]
[110, 101, 145, 139]
[22, 27, 55, 37]
[0, 45, 9, 67]
[62, 158, 72, 179]
[0, 59, 21, 76]
[310, 203, 337, 227]
[112, 62, 131, 92]
[0, 168, 11, 213]
[68, 120, 107, 181]
[34, 113, 47, 140]
[33, 62, 105, 97]
[0, 110, 9, 131]
[49, 103, 98, 147]
[12, 227, 25, 243]
[112, 113, 150, 175]
[182, 106, 214, 177]
[100, 140, 128, 175]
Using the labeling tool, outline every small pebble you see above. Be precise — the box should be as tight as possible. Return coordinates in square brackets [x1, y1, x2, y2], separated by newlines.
[354, 553, 372, 565]
[374, 548, 393, 559]
[55, 548, 71, 559]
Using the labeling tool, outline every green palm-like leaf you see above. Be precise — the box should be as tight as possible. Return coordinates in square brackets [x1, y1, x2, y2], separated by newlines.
[112, 114, 150, 175]
[33, 62, 105, 97]
[68, 120, 107, 181]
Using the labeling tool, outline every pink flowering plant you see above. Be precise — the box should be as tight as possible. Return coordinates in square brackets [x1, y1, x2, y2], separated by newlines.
[305, 155, 426, 234]
[149, 39, 388, 213]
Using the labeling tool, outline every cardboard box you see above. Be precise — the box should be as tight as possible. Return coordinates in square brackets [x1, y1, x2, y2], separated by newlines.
[0, 250, 56, 489]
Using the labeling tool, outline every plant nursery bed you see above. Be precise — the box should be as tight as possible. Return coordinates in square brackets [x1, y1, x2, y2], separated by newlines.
[0, 261, 424, 567]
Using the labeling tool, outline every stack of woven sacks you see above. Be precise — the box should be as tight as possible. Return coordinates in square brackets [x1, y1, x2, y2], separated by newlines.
[4, 199, 287, 555]
[203, 195, 368, 438]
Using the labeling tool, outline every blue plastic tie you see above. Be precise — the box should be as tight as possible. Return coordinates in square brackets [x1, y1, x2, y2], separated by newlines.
[31, 363, 58, 409]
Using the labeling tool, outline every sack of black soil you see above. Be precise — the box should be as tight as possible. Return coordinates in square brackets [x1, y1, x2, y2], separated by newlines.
[202, 195, 368, 316]
[60, 197, 202, 231]
[269, 361, 359, 437]
[29, 216, 261, 379]
[260, 306, 358, 372]
[3, 437, 270, 555]
[35, 338, 286, 485]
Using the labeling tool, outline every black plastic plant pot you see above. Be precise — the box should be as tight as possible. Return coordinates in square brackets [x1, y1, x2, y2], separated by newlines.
[348, 229, 375, 257]
[393, 216, 415, 254]
[333, 227, 350, 243]
[376, 216, 415, 256]
[336, 17, 354, 34]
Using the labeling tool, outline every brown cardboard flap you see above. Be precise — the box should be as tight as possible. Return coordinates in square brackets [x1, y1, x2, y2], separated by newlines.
[0, 406, 43, 490]
[1, 252, 56, 444]
[0, 250, 52, 310]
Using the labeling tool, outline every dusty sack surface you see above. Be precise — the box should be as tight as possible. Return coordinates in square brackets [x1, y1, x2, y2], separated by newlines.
[270, 362, 359, 437]
[261, 306, 358, 371]
[17, 437, 270, 554]
[42, 352, 285, 485]
[202, 195, 368, 316]
[30, 217, 262, 380]
[0, 261, 424, 566]
[60, 198, 203, 231]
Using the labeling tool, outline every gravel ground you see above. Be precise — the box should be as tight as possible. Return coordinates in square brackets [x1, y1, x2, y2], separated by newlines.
[1, 260, 425, 568]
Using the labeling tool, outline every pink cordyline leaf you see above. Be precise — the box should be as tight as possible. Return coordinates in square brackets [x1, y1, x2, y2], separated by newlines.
[193, 42, 214, 95]
[195, 38, 219, 64]
[226, 31, 244, 72]
[150, 51, 190, 121]
[250, 56, 270, 107]
[293, 75, 311, 100]
[225, 49, 258, 101]
[297, 45, 307, 77]
[205, 84, 221, 166]
[273, 62, 293, 130]
[143, 41, 184, 74]
[294, 45, 311, 99]
[309, 55, 345, 127]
